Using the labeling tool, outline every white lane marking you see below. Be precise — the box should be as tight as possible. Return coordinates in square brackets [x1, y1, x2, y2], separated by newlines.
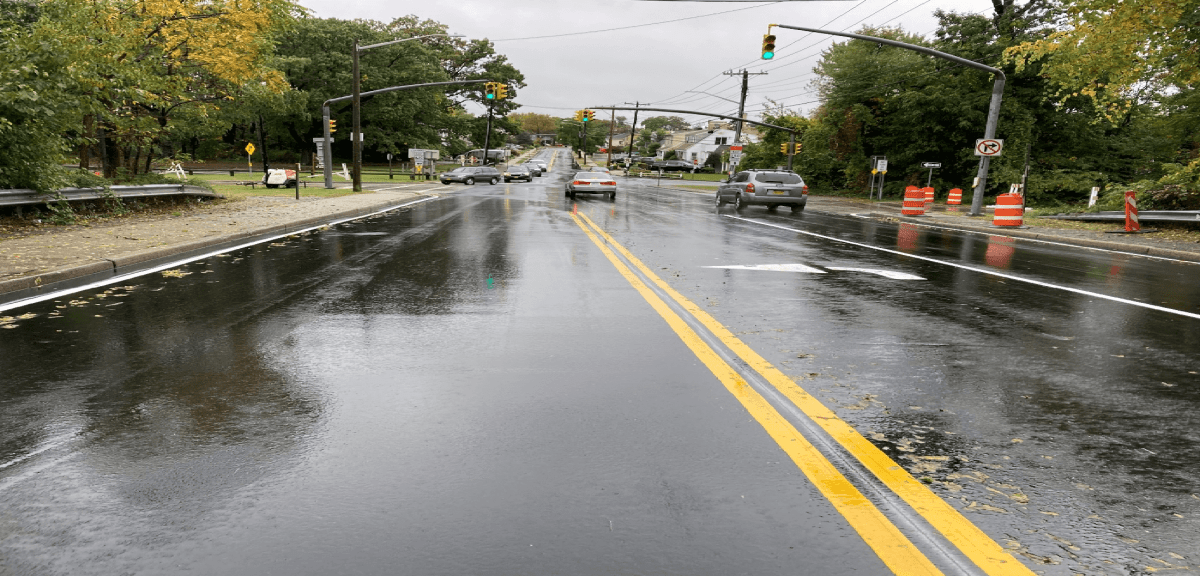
[0, 196, 440, 314]
[704, 264, 827, 273]
[726, 215, 1200, 321]
[826, 267, 926, 280]
[0, 432, 77, 470]
[847, 212, 1200, 266]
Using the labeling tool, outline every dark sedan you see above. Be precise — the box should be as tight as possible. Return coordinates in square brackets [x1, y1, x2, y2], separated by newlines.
[650, 160, 695, 172]
[503, 166, 533, 183]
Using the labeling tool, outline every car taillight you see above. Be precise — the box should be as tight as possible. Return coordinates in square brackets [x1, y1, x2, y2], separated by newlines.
[802, 185, 809, 193]
[573, 180, 586, 185]
[602, 181, 616, 186]
[746, 183, 756, 194]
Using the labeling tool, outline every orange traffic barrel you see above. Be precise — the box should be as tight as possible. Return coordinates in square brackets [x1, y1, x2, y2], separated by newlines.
[923, 186, 935, 205]
[993, 193, 1024, 227]
[902, 187, 926, 216]
[947, 188, 962, 205]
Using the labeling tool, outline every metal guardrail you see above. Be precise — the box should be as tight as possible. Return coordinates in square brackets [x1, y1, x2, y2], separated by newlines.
[1043, 210, 1200, 223]
[0, 184, 220, 207]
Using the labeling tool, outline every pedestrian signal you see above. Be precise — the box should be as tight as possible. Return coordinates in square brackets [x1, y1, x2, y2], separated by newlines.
[496, 84, 509, 100]
[484, 82, 497, 100]
[328, 119, 337, 133]
[761, 34, 776, 60]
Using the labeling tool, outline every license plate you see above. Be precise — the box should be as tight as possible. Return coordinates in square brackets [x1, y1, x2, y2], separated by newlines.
[770, 190, 787, 195]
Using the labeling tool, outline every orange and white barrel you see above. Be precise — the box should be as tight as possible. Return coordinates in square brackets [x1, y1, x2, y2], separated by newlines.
[923, 186, 935, 206]
[993, 193, 1024, 227]
[1124, 191, 1140, 232]
[902, 187, 926, 216]
[947, 188, 962, 205]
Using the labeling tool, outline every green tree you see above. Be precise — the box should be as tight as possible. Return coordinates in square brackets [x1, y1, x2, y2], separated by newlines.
[641, 115, 690, 132]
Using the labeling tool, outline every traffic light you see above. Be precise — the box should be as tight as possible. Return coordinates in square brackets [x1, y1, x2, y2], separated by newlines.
[328, 119, 337, 133]
[582, 110, 593, 122]
[573, 110, 584, 122]
[496, 83, 509, 100]
[761, 34, 776, 60]
[484, 82, 497, 100]
[780, 142, 789, 154]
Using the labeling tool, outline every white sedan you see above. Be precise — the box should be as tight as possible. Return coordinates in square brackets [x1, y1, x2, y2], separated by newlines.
[565, 171, 617, 200]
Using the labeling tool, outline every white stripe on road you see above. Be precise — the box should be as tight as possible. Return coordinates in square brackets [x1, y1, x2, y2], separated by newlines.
[704, 264, 826, 273]
[825, 267, 925, 280]
[726, 215, 1200, 320]
[0, 196, 440, 313]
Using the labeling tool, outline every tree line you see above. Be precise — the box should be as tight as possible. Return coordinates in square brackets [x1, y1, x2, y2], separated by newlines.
[0, 1, 523, 192]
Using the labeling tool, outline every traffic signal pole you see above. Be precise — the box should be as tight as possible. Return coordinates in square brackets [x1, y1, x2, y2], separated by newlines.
[768, 24, 1005, 216]
[787, 133, 795, 171]
[482, 100, 494, 167]
[321, 79, 491, 189]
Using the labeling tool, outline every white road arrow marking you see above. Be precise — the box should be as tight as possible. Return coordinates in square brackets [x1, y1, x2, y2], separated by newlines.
[704, 264, 826, 273]
[825, 267, 925, 280]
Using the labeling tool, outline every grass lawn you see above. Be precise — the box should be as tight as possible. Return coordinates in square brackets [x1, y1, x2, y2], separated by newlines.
[208, 183, 357, 200]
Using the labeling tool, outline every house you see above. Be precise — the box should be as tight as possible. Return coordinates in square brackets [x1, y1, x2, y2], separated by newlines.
[655, 127, 759, 168]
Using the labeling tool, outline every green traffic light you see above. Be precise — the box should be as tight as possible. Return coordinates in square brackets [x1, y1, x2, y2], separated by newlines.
[762, 51, 774, 60]
[486, 94, 495, 99]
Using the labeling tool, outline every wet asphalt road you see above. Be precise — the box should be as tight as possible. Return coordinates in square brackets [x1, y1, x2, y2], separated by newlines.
[1, 149, 1198, 575]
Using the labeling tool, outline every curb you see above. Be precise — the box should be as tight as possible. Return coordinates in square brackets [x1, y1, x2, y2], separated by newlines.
[884, 213, 1200, 264]
[659, 187, 1200, 264]
[0, 192, 438, 300]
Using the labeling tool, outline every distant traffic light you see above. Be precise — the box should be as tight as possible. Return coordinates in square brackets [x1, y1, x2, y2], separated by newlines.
[484, 82, 497, 100]
[328, 119, 337, 133]
[496, 83, 509, 100]
[761, 34, 776, 60]
[582, 110, 593, 122]
[573, 110, 584, 122]
[780, 142, 789, 154]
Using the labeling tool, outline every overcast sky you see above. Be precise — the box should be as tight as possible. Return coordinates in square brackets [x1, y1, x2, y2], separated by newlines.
[297, 0, 998, 125]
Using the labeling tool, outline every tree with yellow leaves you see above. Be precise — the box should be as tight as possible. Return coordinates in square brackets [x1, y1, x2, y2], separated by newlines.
[1005, 0, 1200, 122]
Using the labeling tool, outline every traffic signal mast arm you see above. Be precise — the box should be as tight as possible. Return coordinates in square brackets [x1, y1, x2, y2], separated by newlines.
[585, 106, 798, 136]
[766, 23, 1005, 216]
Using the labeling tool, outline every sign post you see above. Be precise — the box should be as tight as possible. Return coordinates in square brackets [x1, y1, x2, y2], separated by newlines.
[387, 153, 393, 179]
[921, 161, 942, 187]
[245, 143, 256, 174]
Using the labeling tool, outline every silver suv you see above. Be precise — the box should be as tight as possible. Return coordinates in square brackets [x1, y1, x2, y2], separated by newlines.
[440, 166, 502, 185]
[715, 169, 808, 212]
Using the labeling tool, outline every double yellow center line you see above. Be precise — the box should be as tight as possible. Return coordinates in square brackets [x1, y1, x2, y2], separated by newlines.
[569, 210, 1034, 576]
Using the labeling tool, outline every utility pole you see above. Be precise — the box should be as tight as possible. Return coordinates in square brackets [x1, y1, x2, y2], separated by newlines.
[606, 109, 616, 167]
[626, 101, 641, 160]
[723, 69, 767, 173]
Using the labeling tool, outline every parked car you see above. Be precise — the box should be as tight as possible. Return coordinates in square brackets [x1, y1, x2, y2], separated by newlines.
[565, 171, 617, 200]
[503, 165, 532, 183]
[262, 168, 297, 188]
[440, 166, 502, 185]
[650, 160, 695, 172]
[521, 163, 543, 177]
[715, 169, 808, 212]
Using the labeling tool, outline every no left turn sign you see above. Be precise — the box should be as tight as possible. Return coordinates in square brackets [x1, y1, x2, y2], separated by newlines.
[975, 139, 1003, 156]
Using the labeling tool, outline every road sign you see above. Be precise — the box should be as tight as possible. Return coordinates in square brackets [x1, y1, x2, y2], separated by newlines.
[729, 151, 742, 165]
[413, 155, 424, 166]
[975, 139, 1003, 156]
[921, 162, 942, 168]
[245, 143, 255, 155]
[387, 153, 393, 161]
[877, 160, 888, 172]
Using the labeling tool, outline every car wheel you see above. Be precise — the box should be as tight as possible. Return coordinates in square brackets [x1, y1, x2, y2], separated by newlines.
[609, 191, 616, 201]
[767, 204, 778, 211]
[715, 193, 725, 207]
[791, 204, 805, 213]
[490, 177, 499, 185]
[734, 194, 746, 211]
[465, 177, 475, 185]
[569, 190, 576, 199]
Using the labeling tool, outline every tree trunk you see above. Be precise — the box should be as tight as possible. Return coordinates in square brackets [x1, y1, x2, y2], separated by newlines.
[131, 146, 142, 175]
[145, 146, 154, 175]
[79, 115, 94, 170]
[116, 145, 126, 179]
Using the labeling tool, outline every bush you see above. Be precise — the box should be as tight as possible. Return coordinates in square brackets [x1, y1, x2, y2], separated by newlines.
[1102, 161, 1200, 210]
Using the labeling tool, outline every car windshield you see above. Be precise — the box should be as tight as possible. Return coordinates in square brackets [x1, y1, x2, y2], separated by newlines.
[755, 172, 802, 184]
[449, 167, 470, 174]
[576, 172, 607, 179]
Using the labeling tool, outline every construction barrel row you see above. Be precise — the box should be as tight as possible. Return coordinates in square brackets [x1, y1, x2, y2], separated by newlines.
[897, 185, 1020, 226]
